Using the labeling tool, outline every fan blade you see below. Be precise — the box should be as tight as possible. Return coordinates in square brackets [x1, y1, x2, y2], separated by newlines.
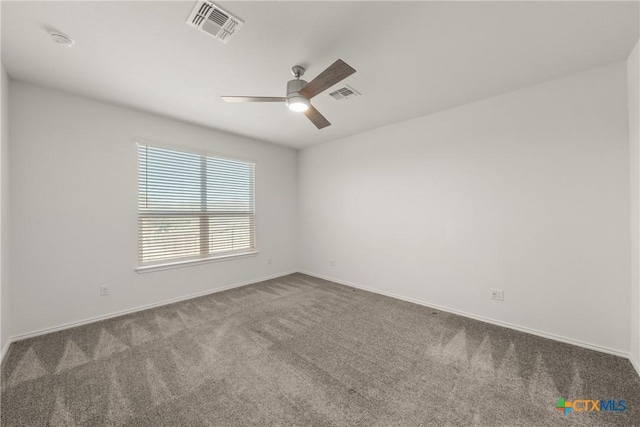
[221, 96, 286, 103]
[299, 59, 356, 99]
[304, 105, 331, 129]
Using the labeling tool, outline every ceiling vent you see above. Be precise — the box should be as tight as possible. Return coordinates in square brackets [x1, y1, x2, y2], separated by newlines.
[328, 85, 360, 101]
[186, 1, 244, 44]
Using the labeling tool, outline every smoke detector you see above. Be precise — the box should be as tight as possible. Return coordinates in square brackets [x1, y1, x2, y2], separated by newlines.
[49, 31, 74, 47]
[186, 1, 243, 44]
[328, 85, 360, 101]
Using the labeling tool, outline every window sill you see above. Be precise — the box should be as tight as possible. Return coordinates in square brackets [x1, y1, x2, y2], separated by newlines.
[135, 251, 259, 274]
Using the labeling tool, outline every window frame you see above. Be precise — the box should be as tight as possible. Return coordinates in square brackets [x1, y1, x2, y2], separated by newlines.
[135, 140, 258, 273]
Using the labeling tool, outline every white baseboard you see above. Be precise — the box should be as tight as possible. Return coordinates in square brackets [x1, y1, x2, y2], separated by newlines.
[1, 339, 10, 362]
[3, 269, 635, 369]
[8, 270, 297, 345]
[630, 355, 640, 378]
[300, 270, 631, 360]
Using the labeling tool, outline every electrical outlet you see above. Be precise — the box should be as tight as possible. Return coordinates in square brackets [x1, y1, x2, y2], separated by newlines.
[490, 288, 504, 301]
[330, 259, 335, 267]
[100, 285, 110, 296]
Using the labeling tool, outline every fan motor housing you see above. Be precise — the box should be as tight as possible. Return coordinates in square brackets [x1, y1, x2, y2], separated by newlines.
[286, 79, 308, 97]
[286, 79, 310, 111]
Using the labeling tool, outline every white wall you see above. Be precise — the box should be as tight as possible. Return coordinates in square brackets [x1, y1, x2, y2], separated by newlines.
[6, 60, 636, 360]
[1, 64, 10, 356]
[9, 81, 298, 337]
[629, 40, 640, 373]
[299, 62, 630, 354]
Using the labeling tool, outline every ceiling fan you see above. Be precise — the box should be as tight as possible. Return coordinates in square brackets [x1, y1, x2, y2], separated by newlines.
[221, 59, 356, 130]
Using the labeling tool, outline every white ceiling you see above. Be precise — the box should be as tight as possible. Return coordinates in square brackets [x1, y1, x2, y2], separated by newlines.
[2, 1, 638, 149]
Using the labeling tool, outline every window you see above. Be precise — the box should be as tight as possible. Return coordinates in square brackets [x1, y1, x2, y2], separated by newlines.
[137, 143, 256, 268]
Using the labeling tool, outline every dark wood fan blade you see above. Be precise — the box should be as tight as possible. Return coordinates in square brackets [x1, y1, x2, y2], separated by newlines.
[299, 59, 356, 99]
[304, 105, 331, 129]
[221, 96, 286, 103]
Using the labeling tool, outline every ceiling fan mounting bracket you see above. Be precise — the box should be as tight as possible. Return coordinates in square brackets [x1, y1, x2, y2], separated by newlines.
[291, 65, 306, 79]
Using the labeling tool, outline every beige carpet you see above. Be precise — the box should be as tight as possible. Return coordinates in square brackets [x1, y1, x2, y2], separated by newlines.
[1, 273, 639, 426]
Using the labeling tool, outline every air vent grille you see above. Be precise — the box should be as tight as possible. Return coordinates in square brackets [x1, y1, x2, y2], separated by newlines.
[329, 85, 361, 101]
[187, 1, 244, 44]
[209, 9, 228, 26]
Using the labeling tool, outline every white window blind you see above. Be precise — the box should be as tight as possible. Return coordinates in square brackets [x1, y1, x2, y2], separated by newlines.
[137, 143, 256, 266]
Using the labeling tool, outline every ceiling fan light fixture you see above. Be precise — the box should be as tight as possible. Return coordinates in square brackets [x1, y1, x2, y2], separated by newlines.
[221, 59, 356, 129]
[287, 95, 309, 112]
